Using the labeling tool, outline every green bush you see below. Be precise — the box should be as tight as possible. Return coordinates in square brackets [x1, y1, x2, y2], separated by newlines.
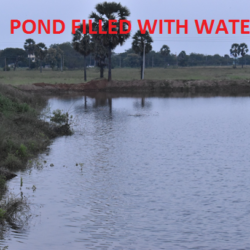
[28, 140, 39, 152]
[0, 208, 6, 219]
[4, 139, 18, 154]
[4, 153, 22, 169]
[17, 103, 29, 112]
[0, 94, 30, 114]
[18, 144, 27, 158]
[50, 109, 68, 125]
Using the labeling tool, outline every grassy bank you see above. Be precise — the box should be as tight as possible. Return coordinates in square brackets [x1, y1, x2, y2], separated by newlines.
[1, 66, 250, 85]
[0, 84, 71, 225]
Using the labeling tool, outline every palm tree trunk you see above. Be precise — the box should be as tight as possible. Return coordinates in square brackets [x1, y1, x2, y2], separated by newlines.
[108, 46, 112, 81]
[14, 58, 17, 71]
[100, 65, 104, 78]
[40, 60, 42, 73]
[84, 55, 87, 81]
[141, 55, 143, 80]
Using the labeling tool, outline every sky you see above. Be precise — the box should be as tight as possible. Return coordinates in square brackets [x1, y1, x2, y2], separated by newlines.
[1, 0, 250, 56]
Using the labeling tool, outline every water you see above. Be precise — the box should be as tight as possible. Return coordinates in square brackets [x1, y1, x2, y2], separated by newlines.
[2, 95, 250, 250]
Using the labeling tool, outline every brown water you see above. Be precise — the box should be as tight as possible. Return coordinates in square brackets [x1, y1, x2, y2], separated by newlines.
[1, 95, 250, 250]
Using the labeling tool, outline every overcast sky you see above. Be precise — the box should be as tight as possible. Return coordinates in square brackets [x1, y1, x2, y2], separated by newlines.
[1, 0, 250, 55]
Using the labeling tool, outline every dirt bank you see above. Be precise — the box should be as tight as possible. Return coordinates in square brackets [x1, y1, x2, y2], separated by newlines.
[18, 79, 250, 94]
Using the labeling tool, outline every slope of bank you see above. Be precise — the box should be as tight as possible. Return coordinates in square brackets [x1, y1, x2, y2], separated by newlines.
[0, 84, 71, 197]
[18, 79, 250, 94]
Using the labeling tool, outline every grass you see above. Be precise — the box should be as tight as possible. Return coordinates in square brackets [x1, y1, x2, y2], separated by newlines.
[0, 192, 30, 227]
[0, 85, 51, 172]
[0, 84, 72, 171]
[1, 66, 250, 85]
[0, 84, 72, 227]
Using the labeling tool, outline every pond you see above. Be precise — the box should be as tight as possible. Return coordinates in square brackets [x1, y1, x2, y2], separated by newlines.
[2, 94, 250, 250]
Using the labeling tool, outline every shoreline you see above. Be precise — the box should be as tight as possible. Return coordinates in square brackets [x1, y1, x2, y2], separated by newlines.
[17, 79, 250, 94]
[0, 84, 72, 226]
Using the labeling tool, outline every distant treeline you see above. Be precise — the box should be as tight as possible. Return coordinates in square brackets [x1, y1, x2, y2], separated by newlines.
[0, 42, 249, 70]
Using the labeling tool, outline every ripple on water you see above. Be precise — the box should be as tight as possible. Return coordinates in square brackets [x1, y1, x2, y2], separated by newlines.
[2, 96, 250, 250]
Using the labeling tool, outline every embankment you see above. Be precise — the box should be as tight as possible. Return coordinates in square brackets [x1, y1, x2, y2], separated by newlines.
[0, 84, 71, 195]
[18, 79, 250, 94]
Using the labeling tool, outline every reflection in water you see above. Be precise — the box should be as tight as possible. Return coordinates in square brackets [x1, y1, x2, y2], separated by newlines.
[141, 98, 144, 107]
[133, 98, 152, 109]
[2, 95, 250, 250]
[108, 98, 112, 113]
[84, 96, 87, 109]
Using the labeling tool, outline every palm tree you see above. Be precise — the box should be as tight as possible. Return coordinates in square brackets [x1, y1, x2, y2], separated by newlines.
[230, 43, 239, 68]
[238, 43, 248, 68]
[24, 38, 35, 69]
[92, 39, 108, 78]
[160, 45, 170, 68]
[34, 43, 48, 73]
[72, 24, 92, 81]
[132, 30, 153, 79]
[89, 1, 131, 81]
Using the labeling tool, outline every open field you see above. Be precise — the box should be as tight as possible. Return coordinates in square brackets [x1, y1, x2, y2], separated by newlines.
[1, 66, 250, 85]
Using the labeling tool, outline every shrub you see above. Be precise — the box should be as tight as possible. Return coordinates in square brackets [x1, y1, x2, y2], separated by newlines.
[0, 208, 6, 219]
[17, 103, 29, 112]
[4, 153, 22, 169]
[50, 109, 68, 125]
[18, 144, 28, 158]
[28, 140, 39, 152]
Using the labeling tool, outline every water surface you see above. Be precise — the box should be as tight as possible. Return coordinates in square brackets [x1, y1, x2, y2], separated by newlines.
[2, 95, 250, 250]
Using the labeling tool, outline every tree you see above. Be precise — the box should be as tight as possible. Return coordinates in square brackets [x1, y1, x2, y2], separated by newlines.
[72, 24, 92, 81]
[92, 40, 108, 78]
[124, 53, 140, 67]
[0, 48, 27, 69]
[224, 54, 230, 66]
[89, 1, 131, 81]
[230, 43, 239, 68]
[34, 43, 48, 73]
[238, 43, 248, 68]
[177, 51, 188, 67]
[132, 30, 153, 79]
[24, 39, 35, 69]
[160, 45, 170, 68]
[50, 42, 85, 69]
[46, 47, 63, 70]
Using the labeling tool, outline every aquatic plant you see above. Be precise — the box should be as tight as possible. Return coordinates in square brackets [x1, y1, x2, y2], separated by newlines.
[0, 246, 8, 250]
[50, 109, 69, 125]
[0, 193, 30, 227]
[0, 209, 6, 219]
